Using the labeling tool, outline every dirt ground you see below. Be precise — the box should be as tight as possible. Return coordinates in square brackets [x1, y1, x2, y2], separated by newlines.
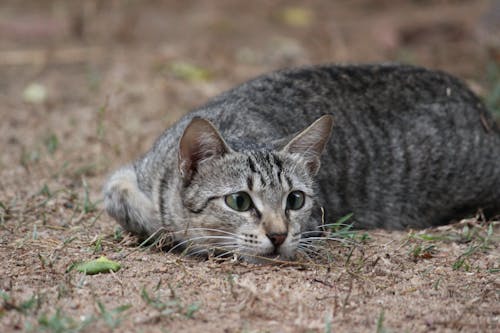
[1, 1, 499, 332]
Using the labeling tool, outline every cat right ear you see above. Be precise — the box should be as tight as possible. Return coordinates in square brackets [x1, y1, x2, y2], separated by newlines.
[178, 117, 230, 181]
[282, 115, 333, 175]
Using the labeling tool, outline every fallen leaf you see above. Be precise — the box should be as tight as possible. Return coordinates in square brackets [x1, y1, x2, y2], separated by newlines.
[279, 7, 314, 28]
[169, 61, 211, 82]
[72, 256, 121, 275]
[23, 83, 47, 104]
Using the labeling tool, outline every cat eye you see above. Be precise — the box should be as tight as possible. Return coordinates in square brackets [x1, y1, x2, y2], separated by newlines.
[225, 192, 253, 212]
[286, 191, 305, 210]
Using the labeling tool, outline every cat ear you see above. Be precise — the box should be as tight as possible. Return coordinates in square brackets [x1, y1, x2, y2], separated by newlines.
[178, 117, 230, 181]
[282, 115, 333, 175]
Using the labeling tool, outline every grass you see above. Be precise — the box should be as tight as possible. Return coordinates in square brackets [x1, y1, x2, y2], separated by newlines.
[96, 301, 132, 329]
[37, 309, 92, 333]
[1, 202, 11, 226]
[35, 301, 132, 333]
[96, 102, 107, 140]
[113, 226, 123, 242]
[81, 179, 100, 214]
[451, 221, 496, 271]
[409, 243, 437, 260]
[43, 133, 59, 155]
[140, 285, 201, 320]
[91, 236, 103, 254]
[324, 313, 332, 333]
[1, 291, 42, 316]
[376, 309, 387, 333]
[407, 218, 498, 272]
[1, 2, 499, 332]
[322, 213, 371, 244]
[20, 148, 40, 168]
[2, 205, 497, 332]
[485, 61, 500, 118]
[1, 290, 133, 332]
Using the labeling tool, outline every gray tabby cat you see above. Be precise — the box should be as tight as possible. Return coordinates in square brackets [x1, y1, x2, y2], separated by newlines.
[104, 64, 500, 262]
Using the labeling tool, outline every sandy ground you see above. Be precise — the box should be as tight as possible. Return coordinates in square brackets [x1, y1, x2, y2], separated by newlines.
[1, 1, 499, 332]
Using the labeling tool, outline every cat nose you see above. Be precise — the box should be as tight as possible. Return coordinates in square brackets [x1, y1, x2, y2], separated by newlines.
[266, 232, 287, 247]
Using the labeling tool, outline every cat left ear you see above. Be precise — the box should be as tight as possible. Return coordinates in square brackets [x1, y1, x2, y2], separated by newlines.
[282, 115, 333, 175]
[178, 117, 231, 181]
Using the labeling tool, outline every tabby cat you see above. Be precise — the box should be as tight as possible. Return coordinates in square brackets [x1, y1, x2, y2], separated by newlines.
[104, 64, 500, 262]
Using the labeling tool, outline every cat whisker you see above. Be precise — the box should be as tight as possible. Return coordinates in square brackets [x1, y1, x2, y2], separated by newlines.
[185, 240, 239, 249]
[170, 227, 244, 239]
[297, 240, 324, 248]
[214, 250, 239, 259]
[317, 223, 353, 230]
[301, 236, 356, 245]
[296, 248, 320, 258]
[204, 241, 240, 246]
[185, 241, 241, 258]
[185, 245, 239, 258]
[138, 227, 172, 246]
[297, 242, 325, 253]
[298, 230, 328, 236]
[184, 248, 208, 258]
[295, 247, 318, 261]
[168, 235, 239, 254]
[298, 244, 328, 259]
[301, 235, 354, 245]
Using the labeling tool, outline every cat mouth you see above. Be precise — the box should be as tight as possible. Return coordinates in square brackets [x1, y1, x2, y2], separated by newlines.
[260, 251, 280, 259]
[194, 244, 294, 262]
[269, 247, 283, 257]
[257, 246, 295, 261]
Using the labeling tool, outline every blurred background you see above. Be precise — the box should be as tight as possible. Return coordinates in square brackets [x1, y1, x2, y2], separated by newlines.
[1, 0, 499, 194]
[1, 3, 499, 331]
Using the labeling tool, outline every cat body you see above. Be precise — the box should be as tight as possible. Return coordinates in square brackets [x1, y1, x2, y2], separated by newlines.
[104, 64, 500, 261]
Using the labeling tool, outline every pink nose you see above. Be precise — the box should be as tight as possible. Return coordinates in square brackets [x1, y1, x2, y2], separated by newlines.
[266, 233, 287, 247]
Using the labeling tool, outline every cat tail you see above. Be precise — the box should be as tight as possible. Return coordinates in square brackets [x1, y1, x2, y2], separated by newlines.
[103, 166, 162, 239]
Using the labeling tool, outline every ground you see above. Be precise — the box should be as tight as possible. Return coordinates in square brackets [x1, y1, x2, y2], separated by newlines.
[0, 1, 499, 332]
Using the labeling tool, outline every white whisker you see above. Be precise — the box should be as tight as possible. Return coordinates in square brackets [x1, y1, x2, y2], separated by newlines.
[186, 244, 240, 258]
[297, 243, 324, 250]
[299, 230, 327, 236]
[172, 227, 243, 239]
[168, 235, 238, 253]
[215, 250, 237, 258]
[295, 247, 317, 260]
[302, 236, 355, 244]
[319, 223, 353, 228]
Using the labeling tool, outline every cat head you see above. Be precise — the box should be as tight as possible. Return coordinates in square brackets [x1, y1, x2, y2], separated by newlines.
[173, 115, 333, 263]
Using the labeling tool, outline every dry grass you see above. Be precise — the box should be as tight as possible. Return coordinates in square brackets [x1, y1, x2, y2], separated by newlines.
[1, 1, 499, 332]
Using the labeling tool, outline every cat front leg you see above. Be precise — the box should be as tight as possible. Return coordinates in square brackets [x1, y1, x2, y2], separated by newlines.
[103, 166, 162, 239]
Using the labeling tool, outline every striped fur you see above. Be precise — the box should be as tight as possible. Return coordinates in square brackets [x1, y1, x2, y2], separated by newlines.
[104, 64, 500, 262]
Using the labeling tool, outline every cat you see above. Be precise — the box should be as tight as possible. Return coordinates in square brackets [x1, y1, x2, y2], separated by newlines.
[104, 64, 500, 262]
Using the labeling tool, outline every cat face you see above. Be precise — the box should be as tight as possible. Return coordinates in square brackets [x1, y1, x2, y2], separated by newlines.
[172, 116, 333, 262]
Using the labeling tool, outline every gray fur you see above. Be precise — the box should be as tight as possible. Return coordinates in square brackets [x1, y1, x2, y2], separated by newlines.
[104, 64, 500, 261]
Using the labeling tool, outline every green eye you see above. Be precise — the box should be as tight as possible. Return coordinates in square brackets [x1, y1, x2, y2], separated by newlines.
[225, 192, 253, 212]
[286, 191, 305, 210]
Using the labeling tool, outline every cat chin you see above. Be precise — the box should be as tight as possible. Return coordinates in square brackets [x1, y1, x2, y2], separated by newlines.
[239, 250, 297, 264]
[180, 246, 295, 264]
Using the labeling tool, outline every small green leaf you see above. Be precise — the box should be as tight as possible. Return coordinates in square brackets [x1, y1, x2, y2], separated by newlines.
[336, 213, 354, 225]
[0, 290, 11, 301]
[169, 62, 211, 82]
[72, 256, 121, 275]
[184, 302, 201, 318]
[279, 7, 313, 27]
[487, 223, 493, 237]
[44, 133, 59, 155]
[23, 83, 47, 104]
[376, 308, 386, 333]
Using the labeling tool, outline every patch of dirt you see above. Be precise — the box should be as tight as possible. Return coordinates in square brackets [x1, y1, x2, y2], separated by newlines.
[1, 1, 499, 332]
